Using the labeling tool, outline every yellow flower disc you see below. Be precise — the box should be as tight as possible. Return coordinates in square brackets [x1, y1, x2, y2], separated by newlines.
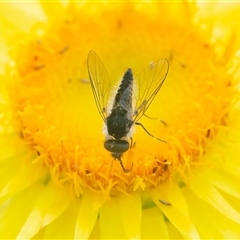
[9, 2, 234, 197]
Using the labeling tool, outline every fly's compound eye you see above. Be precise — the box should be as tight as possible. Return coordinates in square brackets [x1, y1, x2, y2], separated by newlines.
[104, 139, 129, 153]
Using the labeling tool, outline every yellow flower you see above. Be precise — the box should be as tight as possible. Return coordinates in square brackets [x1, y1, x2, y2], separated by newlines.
[1, 1, 240, 239]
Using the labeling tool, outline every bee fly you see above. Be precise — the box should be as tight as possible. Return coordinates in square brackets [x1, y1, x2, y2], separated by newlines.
[87, 51, 169, 172]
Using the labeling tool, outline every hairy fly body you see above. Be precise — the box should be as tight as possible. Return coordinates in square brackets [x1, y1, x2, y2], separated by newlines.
[87, 51, 169, 172]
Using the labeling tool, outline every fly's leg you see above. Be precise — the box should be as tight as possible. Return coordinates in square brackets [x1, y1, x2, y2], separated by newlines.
[143, 114, 168, 127]
[130, 137, 133, 148]
[117, 156, 130, 173]
[143, 113, 158, 120]
[113, 153, 129, 173]
[129, 137, 137, 149]
[135, 122, 167, 143]
[113, 153, 133, 173]
[119, 158, 129, 173]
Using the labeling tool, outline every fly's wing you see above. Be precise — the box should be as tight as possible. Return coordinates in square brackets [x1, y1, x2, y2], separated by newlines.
[87, 51, 111, 121]
[132, 58, 169, 122]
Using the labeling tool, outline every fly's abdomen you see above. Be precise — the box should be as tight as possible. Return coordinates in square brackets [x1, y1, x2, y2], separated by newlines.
[106, 68, 134, 139]
[113, 68, 133, 112]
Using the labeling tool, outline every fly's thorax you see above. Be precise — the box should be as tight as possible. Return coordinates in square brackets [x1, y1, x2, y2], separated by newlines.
[106, 106, 133, 139]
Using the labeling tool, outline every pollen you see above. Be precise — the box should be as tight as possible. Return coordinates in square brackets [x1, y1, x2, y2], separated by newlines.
[9, 3, 234, 198]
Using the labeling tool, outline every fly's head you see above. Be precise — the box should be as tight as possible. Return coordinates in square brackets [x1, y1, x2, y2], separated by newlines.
[104, 138, 130, 156]
[104, 136, 131, 172]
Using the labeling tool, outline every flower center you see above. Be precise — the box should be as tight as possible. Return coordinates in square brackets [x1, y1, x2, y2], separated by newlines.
[9, 6, 233, 197]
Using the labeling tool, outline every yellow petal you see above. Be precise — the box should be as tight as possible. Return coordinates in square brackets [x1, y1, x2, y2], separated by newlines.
[0, 181, 44, 239]
[141, 206, 168, 239]
[100, 192, 142, 239]
[100, 197, 127, 239]
[119, 192, 142, 239]
[0, 159, 46, 197]
[74, 190, 99, 240]
[185, 170, 240, 224]
[182, 186, 240, 238]
[151, 187, 199, 239]
[151, 179, 189, 216]
[17, 181, 70, 239]
[206, 169, 240, 199]
[41, 200, 79, 239]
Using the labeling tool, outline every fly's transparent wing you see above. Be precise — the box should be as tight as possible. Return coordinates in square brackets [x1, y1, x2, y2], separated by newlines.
[132, 58, 169, 122]
[87, 51, 111, 121]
